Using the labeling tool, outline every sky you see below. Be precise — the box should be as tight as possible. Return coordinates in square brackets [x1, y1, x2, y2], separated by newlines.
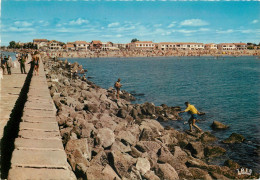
[0, 0, 259, 46]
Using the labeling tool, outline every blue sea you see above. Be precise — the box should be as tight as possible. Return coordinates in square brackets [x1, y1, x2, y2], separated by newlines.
[62, 56, 260, 172]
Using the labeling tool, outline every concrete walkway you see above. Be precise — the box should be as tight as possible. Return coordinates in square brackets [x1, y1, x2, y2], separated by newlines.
[6, 61, 76, 179]
[0, 63, 29, 140]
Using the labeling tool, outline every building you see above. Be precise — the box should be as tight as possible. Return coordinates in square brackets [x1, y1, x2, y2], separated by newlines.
[217, 43, 236, 50]
[101, 42, 114, 51]
[158, 42, 176, 50]
[204, 43, 218, 50]
[90, 40, 102, 51]
[129, 41, 155, 50]
[233, 43, 247, 50]
[48, 40, 63, 51]
[114, 43, 127, 49]
[75, 41, 89, 51]
[175, 43, 204, 50]
[33, 39, 49, 50]
[65, 42, 76, 51]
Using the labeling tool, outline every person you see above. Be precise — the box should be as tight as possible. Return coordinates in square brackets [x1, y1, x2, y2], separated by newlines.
[33, 51, 40, 76]
[18, 54, 26, 74]
[179, 102, 202, 132]
[1, 56, 7, 75]
[1, 57, 6, 75]
[6, 55, 13, 75]
[114, 78, 122, 99]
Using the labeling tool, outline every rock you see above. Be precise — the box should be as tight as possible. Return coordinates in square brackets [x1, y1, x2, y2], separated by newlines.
[143, 170, 160, 180]
[157, 163, 179, 180]
[141, 102, 155, 116]
[111, 140, 131, 153]
[200, 132, 217, 143]
[209, 172, 229, 180]
[188, 167, 212, 180]
[211, 121, 229, 130]
[75, 103, 84, 111]
[136, 157, 150, 175]
[222, 133, 245, 144]
[158, 134, 178, 146]
[117, 130, 137, 146]
[130, 108, 138, 119]
[157, 115, 168, 122]
[84, 103, 98, 113]
[185, 158, 208, 169]
[128, 166, 142, 180]
[75, 163, 87, 179]
[204, 145, 226, 157]
[65, 138, 91, 171]
[185, 141, 205, 159]
[96, 128, 115, 148]
[224, 159, 240, 170]
[60, 127, 72, 145]
[102, 164, 121, 180]
[90, 150, 108, 167]
[117, 108, 128, 118]
[109, 150, 136, 178]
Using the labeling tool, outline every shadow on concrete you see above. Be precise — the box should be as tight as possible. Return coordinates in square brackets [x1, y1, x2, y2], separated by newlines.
[0, 66, 33, 179]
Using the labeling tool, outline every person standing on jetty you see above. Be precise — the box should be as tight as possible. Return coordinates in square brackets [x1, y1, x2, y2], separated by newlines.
[33, 51, 40, 76]
[114, 78, 122, 99]
[7, 55, 13, 75]
[18, 53, 26, 74]
[179, 102, 202, 132]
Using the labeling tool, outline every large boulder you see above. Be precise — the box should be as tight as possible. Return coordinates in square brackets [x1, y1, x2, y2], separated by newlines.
[136, 157, 151, 175]
[222, 133, 245, 144]
[143, 170, 160, 180]
[65, 138, 91, 171]
[204, 145, 226, 157]
[200, 132, 217, 143]
[188, 167, 212, 180]
[211, 121, 229, 130]
[185, 141, 205, 159]
[141, 102, 156, 116]
[117, 130, 137, 146]
[157, 163, 179, 180]
[96, 128, 115, 148]
[224, 159, 240, 170]
[109, 150, 136, 178]
[102, 164, 121, 180]
[111, 140, 131, 153]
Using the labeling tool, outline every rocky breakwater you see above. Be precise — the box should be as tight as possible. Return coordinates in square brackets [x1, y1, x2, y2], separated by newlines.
[43, 57, 259, 180]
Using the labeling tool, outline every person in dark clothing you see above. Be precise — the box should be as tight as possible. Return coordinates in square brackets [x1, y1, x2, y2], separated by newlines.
[6, 55, 12, 75]
[18, 54, 26, 74]
[1, 56, 7, 75]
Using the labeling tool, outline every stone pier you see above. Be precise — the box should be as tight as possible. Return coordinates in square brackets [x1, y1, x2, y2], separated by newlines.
[1, 60, 75, 179]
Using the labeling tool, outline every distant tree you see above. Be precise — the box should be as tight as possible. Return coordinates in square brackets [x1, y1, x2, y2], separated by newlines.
[131, 38, 139, 43]
[9, 41, 16, 48]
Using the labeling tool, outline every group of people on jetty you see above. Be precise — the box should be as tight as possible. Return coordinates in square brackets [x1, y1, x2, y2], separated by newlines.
[115, 78, 203, 132]
[0, 51, 41, 78]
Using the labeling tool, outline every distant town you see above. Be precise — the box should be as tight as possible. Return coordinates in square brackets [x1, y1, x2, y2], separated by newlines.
[2, 39, 260, 58]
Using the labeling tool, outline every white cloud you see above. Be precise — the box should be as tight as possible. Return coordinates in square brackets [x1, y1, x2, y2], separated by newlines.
[108, 22, 120, 28]
[14, 21, 33, 27]
[168, 21, 176, 28]
[178, 29, 197, 34]
[154, 24, 162, 27]
[199, 28, 210, 31]
[7, 27, 35, 32]
[38, 20, 49, 26]
[69, 18, 89, 25]
[180, 19, 208, 26]
[216, 29, 234, 34]
[251, 19, 259, 24]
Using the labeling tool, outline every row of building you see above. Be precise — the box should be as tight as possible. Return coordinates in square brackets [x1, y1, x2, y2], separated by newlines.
[33, 39, 248, 51]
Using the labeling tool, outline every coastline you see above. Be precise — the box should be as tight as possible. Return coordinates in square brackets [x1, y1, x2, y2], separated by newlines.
[42, 55, 259, 179]
[3, 48, 260, 59]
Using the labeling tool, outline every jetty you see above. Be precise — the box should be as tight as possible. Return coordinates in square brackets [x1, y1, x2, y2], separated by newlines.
[0, 60, 75, 179]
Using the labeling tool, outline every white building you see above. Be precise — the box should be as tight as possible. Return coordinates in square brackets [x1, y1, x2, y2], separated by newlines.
[129, 41, 155, 50]
[75, 41, 89, 51]
[205, 43, 218, 50]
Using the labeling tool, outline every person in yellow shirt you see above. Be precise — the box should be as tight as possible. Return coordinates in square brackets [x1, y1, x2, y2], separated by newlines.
[179, 102, 202, 132]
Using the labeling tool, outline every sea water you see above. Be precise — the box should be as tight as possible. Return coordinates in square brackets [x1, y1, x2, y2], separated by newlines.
[63, 56, 260, 172]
